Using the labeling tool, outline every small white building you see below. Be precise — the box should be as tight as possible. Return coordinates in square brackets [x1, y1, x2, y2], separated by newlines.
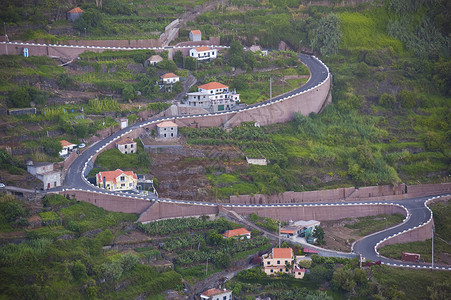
[120, 118, 129, 129]
[145, 55, 163, 66]
[160, 73, 180, 84]
[59, 140, 76, 156]
[189, 46, 217, 61]
[200, 288, 232, 300]
[27, 162, 61, 190]
[156, 120, 178, 139]
[189, 30, 202, 41]
[185, 82, 240, 113]
[116, 137, 137, 154]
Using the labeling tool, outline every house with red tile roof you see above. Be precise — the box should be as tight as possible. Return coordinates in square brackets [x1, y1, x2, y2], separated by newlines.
[67, 7, 84, 22]
[160, 73, 180, 84]
[189, 46, 217, 61]
[59, 140, 77, 156]
[200, 288, 232, 300]
[189, 30, 202, 42]
[96, 169, 137, 191]
[185, 81, 240, 113]
[222, 228, 251, 240]
[116, 137, 137, 154]
[262, 247, 306, 278]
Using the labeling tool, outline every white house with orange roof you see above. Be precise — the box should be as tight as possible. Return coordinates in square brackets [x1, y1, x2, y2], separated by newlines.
[185, 82, 240, 112]
[200, 288, 232, 300]
[96, 169, 137, 191]
[116, 137, 137, 154]
[189, 30, 202, 41]
[156, 120, 178, 139]
[59, 140, 77, 156]
[189, 46, 217, 61]
[262, 248, 305, 278]
[160, 73, 180, 84]
[222, 228, 251, 240]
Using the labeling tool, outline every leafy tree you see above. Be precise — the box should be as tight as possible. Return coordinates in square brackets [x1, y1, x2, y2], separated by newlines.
[138, 151, 151, 167]
[309, 265, 333, 283]
[75, 123, 89, 139]
[229, 40, 246, 69]
[122, 84, 136, 101]
[72, 260, 87, 281]
[332, 268, 353, 292]
[312, 225, 325, 244]
[73, 9, 104, 34]
[174, 51, 184, 67]
[41, 139, 63, 157]
[0, 201, 25, 223]
[10, 86, 31, 108]
[397, 89, 416, 108]
[102, 260, 123, 281]
[311, 14, 341, 55]
[57, 73, 74, 89]
[214, 252, 231, 269]
[379, 93, 396, 108]
[232, 283, 242, 295]
[427, 279, 451, 300]
[121, 253, 139, 272]
[184, 56, 197, 70]
[157, 60, 177, 73]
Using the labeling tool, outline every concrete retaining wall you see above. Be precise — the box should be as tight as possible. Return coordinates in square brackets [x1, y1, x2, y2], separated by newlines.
[230, 183, 451, 204]
[61, 190, 151, 214]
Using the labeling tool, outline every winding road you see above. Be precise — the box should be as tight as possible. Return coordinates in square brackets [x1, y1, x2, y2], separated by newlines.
[47, 51, 450, 271]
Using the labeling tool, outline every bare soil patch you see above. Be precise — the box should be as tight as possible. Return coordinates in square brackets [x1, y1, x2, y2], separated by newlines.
[321, 219, 362, 252]
[149, 144, 245, 201]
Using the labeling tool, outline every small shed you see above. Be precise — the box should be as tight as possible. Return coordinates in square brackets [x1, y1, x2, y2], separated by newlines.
[145, 55, 163, 67]
[67, 7, 84, 22]
[189, 30, 202, 41]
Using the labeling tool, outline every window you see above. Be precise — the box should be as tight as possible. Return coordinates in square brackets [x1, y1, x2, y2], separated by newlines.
[125, 145, 127, 149]
[267, 261, 270, 265]
[270, 269, 273, 273]
[120, 176, 125, 181]
[131, 144, 133, 148]
[223, 296, 226, 300]
[280, 269, 283, 272]
[285, 260, 288, 264]
[298, 272, 301, 275]
[277, 260, 280, 264]
[121, 183, 125, 187]
[129, 183, 132, 187]
[286, 268, 288, 272]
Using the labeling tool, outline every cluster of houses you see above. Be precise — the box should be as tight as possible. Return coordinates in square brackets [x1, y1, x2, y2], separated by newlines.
[197, 224, 320, 299]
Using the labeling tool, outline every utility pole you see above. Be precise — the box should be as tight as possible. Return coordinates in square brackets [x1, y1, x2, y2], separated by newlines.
[4, 22, 8, 55]
[205, 258, 209, 276]
[278, 220, 281, 248]
[270, 77, 272, 101]
[432, 225, 434, 270]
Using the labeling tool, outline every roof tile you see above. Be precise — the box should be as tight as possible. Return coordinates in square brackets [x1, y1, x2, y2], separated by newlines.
[198, 82, 228, 90]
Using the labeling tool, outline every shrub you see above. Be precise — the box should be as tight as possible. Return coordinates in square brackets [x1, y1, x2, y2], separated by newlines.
[397, 89, 416, 108]
[0, 201, 25, 223]
[379, 93, 396, 108]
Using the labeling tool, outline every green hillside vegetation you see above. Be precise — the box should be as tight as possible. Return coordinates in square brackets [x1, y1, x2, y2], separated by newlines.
[0, 194, 185, 299]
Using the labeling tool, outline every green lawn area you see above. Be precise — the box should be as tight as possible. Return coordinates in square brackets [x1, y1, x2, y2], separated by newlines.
[92, 143, 150, 175]
[345, 213, 405, 236]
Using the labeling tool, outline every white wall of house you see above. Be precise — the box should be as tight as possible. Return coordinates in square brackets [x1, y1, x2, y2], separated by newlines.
[189, 48, 217, 61]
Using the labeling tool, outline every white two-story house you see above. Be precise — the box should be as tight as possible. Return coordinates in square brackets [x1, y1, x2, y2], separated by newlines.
[189, 46, 217, 61]
[185, 82, 240, 113]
